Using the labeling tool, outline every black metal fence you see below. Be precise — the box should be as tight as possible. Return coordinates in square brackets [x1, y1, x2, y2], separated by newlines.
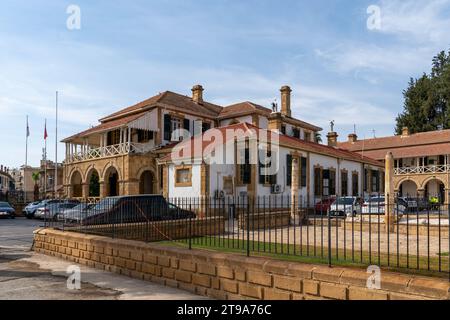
[41, 194, 450, 279]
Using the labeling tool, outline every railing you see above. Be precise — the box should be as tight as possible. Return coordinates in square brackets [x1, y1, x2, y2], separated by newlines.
[394, 165, 450, 175]
[67, 142, 155, 163]
[44, 194, 450, 278]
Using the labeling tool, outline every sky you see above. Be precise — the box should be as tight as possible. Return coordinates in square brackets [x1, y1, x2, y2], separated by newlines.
[1, 0, 450, 168]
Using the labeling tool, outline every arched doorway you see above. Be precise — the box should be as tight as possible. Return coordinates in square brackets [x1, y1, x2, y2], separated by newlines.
[398, 180, 418, 198]
[87, 169, 100, 197]
[70, 171, 83, 198]
[424, 178, 445, 203]
[139, 170, 155, 194]
[105, 167, 119, 197]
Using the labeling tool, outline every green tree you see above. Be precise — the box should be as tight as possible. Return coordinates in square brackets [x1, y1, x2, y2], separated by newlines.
[395, 50, 450, 134]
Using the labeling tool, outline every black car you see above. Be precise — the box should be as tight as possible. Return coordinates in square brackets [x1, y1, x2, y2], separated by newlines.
[73, 195, 196, 225]
[0, 202, 15, 219]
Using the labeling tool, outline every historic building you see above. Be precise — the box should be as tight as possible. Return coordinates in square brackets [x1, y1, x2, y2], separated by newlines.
[0, 165, 15, 193]
[62, 85, 384, 205]
[338, 127, 450, 203]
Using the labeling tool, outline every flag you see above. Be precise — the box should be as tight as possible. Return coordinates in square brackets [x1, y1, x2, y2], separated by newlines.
[44, 120, 48, 140]
[26, 117, 30, 137]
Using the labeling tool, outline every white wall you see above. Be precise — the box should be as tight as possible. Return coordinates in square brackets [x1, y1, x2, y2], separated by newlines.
[167, 163, 202, 198]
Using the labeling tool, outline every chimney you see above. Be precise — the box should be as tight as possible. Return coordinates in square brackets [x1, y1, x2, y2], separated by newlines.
[327, 132, 338, 147]
[348, 133, 358, 143]
[280, 86, 292, 117]
[0, 165, 3, 172]
[192, 85, 204, 104]
[401, 127, 410, 137]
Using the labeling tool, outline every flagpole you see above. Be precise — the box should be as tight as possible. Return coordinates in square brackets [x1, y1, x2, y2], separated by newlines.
[44, 119, 47, 198]
[55, 91, 58, 199]
[25, 115, 29, 202]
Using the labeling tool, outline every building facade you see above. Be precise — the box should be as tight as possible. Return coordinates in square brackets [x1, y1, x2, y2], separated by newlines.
[0, 165, 15, 193]
[338, 127, 450, 204]
[62, 85, 384, 205]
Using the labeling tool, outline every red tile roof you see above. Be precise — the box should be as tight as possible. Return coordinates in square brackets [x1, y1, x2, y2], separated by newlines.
[338, 129, 450, 160]
[219, 102, 272, 118]
[160, 122, 382, 167]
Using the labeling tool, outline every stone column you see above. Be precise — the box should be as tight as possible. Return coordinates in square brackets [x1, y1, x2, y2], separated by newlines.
[384, 152, 395, 232]
[291, 155, 300, 221]
[445, 189, 450, 206]
[99, 181, 106, 199]
[82, 183, 89, 199]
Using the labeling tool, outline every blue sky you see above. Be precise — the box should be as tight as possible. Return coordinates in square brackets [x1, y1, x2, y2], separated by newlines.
[1, 0, 450, 168]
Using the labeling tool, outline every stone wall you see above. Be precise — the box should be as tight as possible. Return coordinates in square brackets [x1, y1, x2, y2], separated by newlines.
[238, 211, 291, 230]
[33, 229, 450, 300]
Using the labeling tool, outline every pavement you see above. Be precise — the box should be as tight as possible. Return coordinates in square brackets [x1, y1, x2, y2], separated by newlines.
[0, 217, 206, 300]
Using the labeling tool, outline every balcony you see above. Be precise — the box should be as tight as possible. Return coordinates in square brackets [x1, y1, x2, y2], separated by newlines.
[394, 165, 450, 175]
[66, 142, 156, 164]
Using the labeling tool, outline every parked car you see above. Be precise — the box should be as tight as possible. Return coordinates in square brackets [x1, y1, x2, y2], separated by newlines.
[361, 196, 406, 215]
[57, 203, 95, 222]
[75, 195, 196, 225]
[328, 197, 363, 218]
[34, 200, 80, 220]
[0, 202, 15, 219]
[23, 199, 63, 219]
[314, 197, 336, 215]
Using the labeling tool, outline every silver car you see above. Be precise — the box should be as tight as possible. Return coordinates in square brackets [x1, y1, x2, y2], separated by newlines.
[329, 197, 363, 218]
[361, 196, 406, 215]
[35, 201, 79, 220]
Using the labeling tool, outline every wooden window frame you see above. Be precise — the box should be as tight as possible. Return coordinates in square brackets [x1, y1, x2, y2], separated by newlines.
[174, 165, 193, 187]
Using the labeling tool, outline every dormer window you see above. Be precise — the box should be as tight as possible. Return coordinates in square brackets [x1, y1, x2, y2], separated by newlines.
[292, 128, 300, 139]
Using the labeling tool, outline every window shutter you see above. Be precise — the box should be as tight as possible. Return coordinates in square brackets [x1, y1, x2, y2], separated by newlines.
[202, 122, 211, 133]
[164, 114, 171, 141]
[183, 118, 190, 132]
[259, 149, 266, 184]
[301, 157, 307, 187]
[286, 154, 292, 186]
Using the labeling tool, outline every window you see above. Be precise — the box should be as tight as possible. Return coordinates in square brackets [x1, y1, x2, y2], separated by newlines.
[171, 118, 182, 141]
[329, 170, 336, 195]
[281, 125, 286, 135]
[238, 141, 251, 185]
[314, 167, 322, 196]
[352, 173, 359, 196]
[107, 129, 121, 145]
[202, 122, 211, 133]
[137, 129, 153, 143]
[304, 132, 311, 142]
[258, 148, 277, 185]
[300, 157, 307, 187]
[175, 167, 192, 187]
[341, 170, 348, 196]
[163, 114, 171, 141]
[371, 170, 380, 192]
[364, 169, 368, 192]
[286, 154, 292, 186]
[292, 128, 300, 139]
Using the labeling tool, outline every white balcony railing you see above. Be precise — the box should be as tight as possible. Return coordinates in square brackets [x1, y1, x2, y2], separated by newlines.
[394, 165, 450, 175]
[67, 142, 156, 163]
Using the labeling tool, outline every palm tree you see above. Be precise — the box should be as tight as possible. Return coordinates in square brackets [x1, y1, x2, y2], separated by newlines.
[32, 172, 40, 201]
[315, 132, 323, 144]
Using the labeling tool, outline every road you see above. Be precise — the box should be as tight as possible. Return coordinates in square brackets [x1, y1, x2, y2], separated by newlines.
[0, 218, 206, 300]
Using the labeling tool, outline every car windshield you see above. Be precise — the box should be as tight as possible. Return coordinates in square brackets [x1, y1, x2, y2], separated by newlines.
[0, 202, 11, 208]
[93, 198, 120, 210]
[335, 198, 354, 205]
[368, 197, 384, 203]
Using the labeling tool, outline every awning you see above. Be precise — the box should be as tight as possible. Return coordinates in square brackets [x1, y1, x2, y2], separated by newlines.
[128, 109, 159, 132]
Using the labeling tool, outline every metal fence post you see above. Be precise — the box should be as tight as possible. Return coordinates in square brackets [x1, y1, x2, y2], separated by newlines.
[247, 196, 250, 257]
[328, 202, 332, 267]
[189, 200, 192, 250]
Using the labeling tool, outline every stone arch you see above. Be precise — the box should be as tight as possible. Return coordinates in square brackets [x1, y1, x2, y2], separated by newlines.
[85, 167, 100, 198]
[397, 178, 418, 197]
[421, 177, 446, 203]
[103, 165, 120, 197]
[138, 169, 156, 195]
[70, 170, 83, 198]
[419, 176, 448, 190]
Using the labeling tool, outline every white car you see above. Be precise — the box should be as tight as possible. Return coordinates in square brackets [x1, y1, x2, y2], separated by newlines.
[361, 196, 406, 215]
[328, 197, 363, 218]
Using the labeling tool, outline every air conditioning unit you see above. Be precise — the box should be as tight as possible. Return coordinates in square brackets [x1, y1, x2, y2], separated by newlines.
[271, 185, 282, 194]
